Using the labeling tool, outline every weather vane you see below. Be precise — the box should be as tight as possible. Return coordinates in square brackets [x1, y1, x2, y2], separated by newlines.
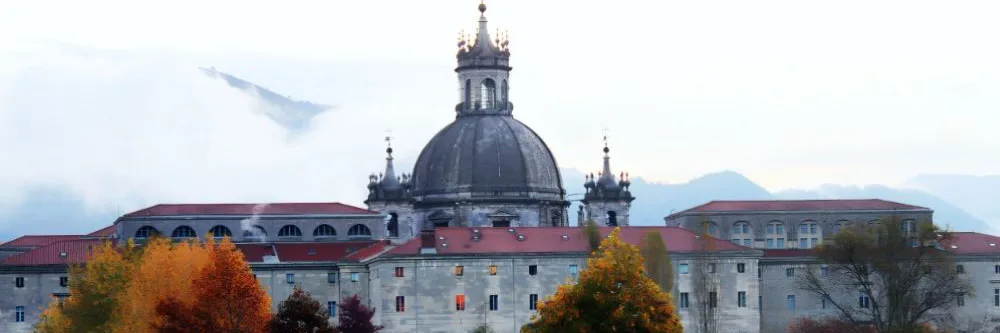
[602, 126, 610, 147]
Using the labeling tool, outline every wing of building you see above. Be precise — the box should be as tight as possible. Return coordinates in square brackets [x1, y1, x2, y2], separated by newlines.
[2, 3, 996, 333]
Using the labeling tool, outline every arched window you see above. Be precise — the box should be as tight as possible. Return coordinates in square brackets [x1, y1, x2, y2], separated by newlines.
[607, 211, 618, 227]
[209, 225, 232, 239]
[171, 226, 196, 239]
[348, 224, 372, 238]
[766, 221, 786, 249]
[480, 78, 496, 109]
[313, 224, 337, 238]
[464, 79, 471, 105]
[698, 221, 719, 237]
[501, 80, 508, 105]
[833, 220, 850, 235]
[135, 226, 159, 239]
[798, 221, 821, 249]
[731, 221, 753, 246]
[387, 213, 399, 238]
[243, 225, 267, 239]
[278, 225, 303, 237]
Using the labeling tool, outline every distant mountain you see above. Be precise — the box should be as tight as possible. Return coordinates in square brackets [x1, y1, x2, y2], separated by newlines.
[198, 67, 333, 133]
[561, 169, 993, 233]
[904, 174, 1000, 230]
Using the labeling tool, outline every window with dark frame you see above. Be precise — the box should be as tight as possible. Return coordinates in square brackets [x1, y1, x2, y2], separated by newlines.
[738, 291, 747, 308]
[489, 265, 498, 275]
[286, 273, 295, 284]
[737, 263, 745, 273]
[59, 276, 68, 287]
[327, 272, 337, 284]
[455, 294, 466, 311]
[529, 294, 538, 310]
[679, 292, 689, 308]
[15, 306, 25, 322]
[709, 292, 718, 308]
[455, 266, 464, 276]
[489, 294, 499, 311]
[395, 296, 405, 312]
[394, 267, 404, 278]
[528, 265, 537, 276]
[786, 268, 794, 277]
[957, 265, 965, 274]
[328, 301, 337, 316]
[15, 277, 24, 288]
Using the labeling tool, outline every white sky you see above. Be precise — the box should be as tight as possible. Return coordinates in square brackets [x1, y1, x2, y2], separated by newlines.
[0, 0, 998, 218]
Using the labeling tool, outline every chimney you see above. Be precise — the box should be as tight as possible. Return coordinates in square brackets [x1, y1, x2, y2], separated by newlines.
[420, 230, 437, 254]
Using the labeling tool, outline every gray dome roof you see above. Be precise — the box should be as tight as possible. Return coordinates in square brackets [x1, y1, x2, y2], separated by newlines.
[411, 115, 565, 199]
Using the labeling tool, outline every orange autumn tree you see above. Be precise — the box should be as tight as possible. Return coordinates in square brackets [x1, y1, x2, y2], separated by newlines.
[153, 237, 271, 333]
[113, 237, 212, 333]
[521, 228, 683, 333]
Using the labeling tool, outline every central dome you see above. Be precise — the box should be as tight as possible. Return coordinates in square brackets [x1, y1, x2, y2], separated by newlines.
[411, 115, 565, 200]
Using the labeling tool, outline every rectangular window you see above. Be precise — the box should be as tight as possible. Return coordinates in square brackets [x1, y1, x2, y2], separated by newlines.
[737, 263, 746, 273]
[758, 267, 762, 278]
[15, 306, 25, 322]
[767, 225, 775, 234]
[15, 277, 24, 288]
[759, 296, 762, 311]
[394, 267, 404, 277]
[350, 272, 360, 282]
[799, 238, 807, 249]
[731, 238, 740, 244]
[776, 225, 784, 234]
[995, 265, 1000, 274]
[568, 265, 578, 276]
[810, 224, 817, 234]
[455, 266, 464, 276]
[709, 292, 718, 308]
[957, 294, 965, 307]
[328, 301, 337, 316]
[679, 292, 689, 308]
[59, 276, 68, 287]
[489, 265, 498, 276]
[528, 265, 537, 276]
[529, 294, 539, 310]
[777, 238, 786, 248]
[860, 292, 871, 308]
[811, 238, 818, 247]
[800, 225, 808, 234]
[766, 239, 775, 249]
[707, 263, 716, 273]
[395, 296, 405, 312]
[737, 291, 747, 308]
[286, 273, 295, 284]
[455, 294, 466, 311]
[786, 295, 796, 310]
[786, 268, 794, 277]
[743, 239, 752, 247]
[995, 289, 999, 307]
[327, 272, 338, 284]
[820, 266, 829, 277]
[679, 264, 689, 274]
[957, 265, 965, 274]
[489, 294, 499, 311]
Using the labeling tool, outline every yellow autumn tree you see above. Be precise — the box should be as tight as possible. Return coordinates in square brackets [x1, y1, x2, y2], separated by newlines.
[521, 228, 683, 333]
[34, 298, 71, 333]
[112, 237, 212, 333]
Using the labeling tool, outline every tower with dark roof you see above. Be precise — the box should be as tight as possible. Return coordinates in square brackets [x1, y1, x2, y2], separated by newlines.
[364, 137, 415, 242]
[365, 2, 569, 236]
[581, 138, 635, 226]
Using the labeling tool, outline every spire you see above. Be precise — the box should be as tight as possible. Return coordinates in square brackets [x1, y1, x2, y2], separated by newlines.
[597, 129, 618, 188]
[380, 134, 401, 189]
[456, 1, 510, 69]
[476, 1, 491, 49]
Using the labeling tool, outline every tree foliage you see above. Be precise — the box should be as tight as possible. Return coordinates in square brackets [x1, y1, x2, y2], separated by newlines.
[335, 295, 383, 333]
[788, 318, 877, 333]
[270, 287, 335, 333]
[521, 228, 683, 333]
[153, 237, 272, 333]
[639, 231, 674, 294]
[796, 216, 973, 333]
[115, 237, 210, 333]
[35, 240, 138, 333]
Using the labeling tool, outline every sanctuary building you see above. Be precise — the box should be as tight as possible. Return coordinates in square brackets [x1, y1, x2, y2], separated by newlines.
[2, 3, 998, 333]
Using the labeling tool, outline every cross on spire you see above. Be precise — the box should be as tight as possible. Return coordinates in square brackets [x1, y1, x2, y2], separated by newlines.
[385, 129, 394, 148]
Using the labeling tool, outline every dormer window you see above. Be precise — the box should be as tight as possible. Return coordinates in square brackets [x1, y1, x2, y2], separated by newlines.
[480, 78, 496, 109]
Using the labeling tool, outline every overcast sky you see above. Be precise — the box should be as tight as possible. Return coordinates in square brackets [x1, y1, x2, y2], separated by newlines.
[1, 0, 998, 220]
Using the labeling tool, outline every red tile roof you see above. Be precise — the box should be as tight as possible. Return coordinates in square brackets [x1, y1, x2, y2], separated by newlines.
[763, 249, 816, 258]
[122, 202, 379, 218]
[1, 239, 107, 265]
[940, 232, 1000, 255]
[237, 241, 380, 263]
[1, 235, 84, 248]
[384, 226, 750, 256]
[87, 225, 116, 237]
[344, 241, 393, 262]
[669, 199, 929, 218]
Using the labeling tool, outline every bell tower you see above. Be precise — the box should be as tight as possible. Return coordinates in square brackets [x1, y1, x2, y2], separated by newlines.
[455, 1, 512, 117]
[581, 133, 635, 226]
[364, 134, 415, 243]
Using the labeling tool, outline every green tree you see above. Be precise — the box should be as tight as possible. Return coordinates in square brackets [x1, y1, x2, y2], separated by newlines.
[582, 219, 602, 252]
[639, 231, 674, 293]
[521, 228, 683, 333]
[270, 287, 336, 333]
[796, 216, 973, 333]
